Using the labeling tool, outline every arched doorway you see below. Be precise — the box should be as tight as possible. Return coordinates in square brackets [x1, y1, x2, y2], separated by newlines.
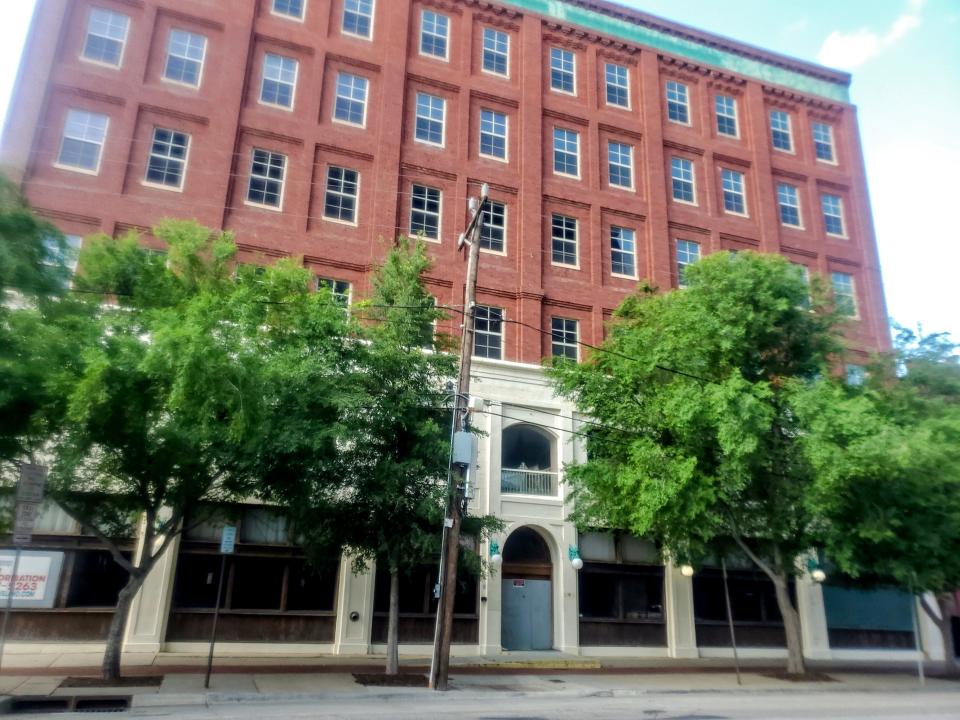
[500, 526, 553, 650]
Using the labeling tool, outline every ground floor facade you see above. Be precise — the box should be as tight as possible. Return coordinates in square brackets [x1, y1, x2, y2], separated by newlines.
[2, 360, 955, 664]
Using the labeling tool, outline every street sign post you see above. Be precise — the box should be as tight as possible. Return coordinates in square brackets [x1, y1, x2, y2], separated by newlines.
[205, 525, 235, 689]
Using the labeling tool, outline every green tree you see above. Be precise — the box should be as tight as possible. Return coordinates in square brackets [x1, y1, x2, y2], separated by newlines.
[551, 252, 839, 675]
[799, 327, 960, 674]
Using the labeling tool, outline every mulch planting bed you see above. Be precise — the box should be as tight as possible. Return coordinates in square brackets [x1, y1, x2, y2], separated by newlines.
[353, 673, 429, 687]
[61, 675, 163, 688]
[760, 671, 837, 682]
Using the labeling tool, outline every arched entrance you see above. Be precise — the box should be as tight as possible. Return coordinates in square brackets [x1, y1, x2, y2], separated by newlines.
[500, 526, 553, 650]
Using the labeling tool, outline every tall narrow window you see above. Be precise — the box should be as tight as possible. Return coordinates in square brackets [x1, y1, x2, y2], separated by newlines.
[821, 194, 846, 236]
[610, 226, 636, 277]
[676, 239, 700, 287]
[272, 0, 305, 20]
[812, 122, 835, 162]
[410, 184, 441, 240]
[670, 157, 695, 203]
[553, 127, 579, 177]
[831, 272, 857, 317]
[342, 0, 374, 38]
[414, 92, 445, 145]
[333, 72, 368, 126]
[260, 53, 298, 109]
[473, 305, 503, 360]
[145, 128, 189, 189]
[605, 63, 629, 107]
[666, 80, 689, 124]
[482, 28, 509, 76]
[770, 110, 793, 152]
[777, 183, 801, 227]
[607, 141, 633, 189]
[715, 94, 738, 137]
[420, 10, 449, 59]
[550, 47, 575, 93]
[551, 213, 578, 266]
[318, 277, 351, 308]
[551, 317, 579, 361]
[82, 8, 129, 66]
[480, 200, 506, 252]
[57, 109, 108, 173]
[164, 29, 206, 87]
[721, 168, 746, 215]
[323, 166, 359, 223]
[246, 149, 286, 208]
[479, 109, 507, 160]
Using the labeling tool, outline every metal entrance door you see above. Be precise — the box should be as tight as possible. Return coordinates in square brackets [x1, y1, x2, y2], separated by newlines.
[501, 578, 552, 650]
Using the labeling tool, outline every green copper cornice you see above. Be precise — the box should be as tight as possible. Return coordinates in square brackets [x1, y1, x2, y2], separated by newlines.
[498, 0, 851, 103]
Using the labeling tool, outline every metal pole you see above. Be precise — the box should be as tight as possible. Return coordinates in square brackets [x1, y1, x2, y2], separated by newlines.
[0, 547, 22, 672]
[909, 575, 925, 687]
[430, 186, 488, 691]
[721, 558, 742, 686]
[204, 554, 227, 689]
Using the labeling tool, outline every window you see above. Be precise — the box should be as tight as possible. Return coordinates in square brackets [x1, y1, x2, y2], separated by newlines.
[770, 110, 793, 152]
[333, 72, 368, 126]
[605, 63, 629, 107]
[414, 92, 445, 145]
[777, 183, 801, 227]
[821, 194, 846, 236]
[473, 305, 503, 359]
[670, 156, 695, 203]
[831, 271, 857, 317]
[318, 277, 351, 308]
[551, 317, 578, 360]
[813, 122, 835, 162]
[410, 184, 441, 240]
[246, 148, 286, 208]
[676, 239, 700, 287]
[479, 108, 507, 160]
[43, 234, 83, 286]
[607, 141, 633, 189]
[272, 0, 305, 19]
[845, 364, 865, 386]
[482, 27, 509, 75]
[145, 128, 189, 189]
[715, 94, 738, 137]
[82, 8, 129, 66]
[260, 53, 298, 109]
[666, 80, 689, 124]
[551, 213, 578, 266]
[57, 109, 108, 173]
[721, 168, 746, 215]
[550, 47, 575, 93]
[323, 166, 359, 223]
[420, 10, 449, 59]
[553, 127, 579, 177]
[342, 0, 374, 38]
[480, 200, 506, 252]
[610, 226, 636, 277]
[164, 29, 206, 87]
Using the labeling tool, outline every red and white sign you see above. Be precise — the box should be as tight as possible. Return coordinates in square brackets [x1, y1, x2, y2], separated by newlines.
[0, 553, 63, 607]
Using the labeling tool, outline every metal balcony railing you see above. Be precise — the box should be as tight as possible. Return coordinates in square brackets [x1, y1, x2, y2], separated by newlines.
[500, 468, 558, 497]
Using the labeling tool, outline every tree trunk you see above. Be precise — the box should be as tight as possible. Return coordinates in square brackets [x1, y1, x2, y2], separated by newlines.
[101, 574, 144, 682]
[385, 567, 400, 676]
[772, 574, 807, 676]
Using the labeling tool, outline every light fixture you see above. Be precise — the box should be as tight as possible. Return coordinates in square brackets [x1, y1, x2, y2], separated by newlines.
[569, 545, 584, 571]
[806, 556, 826, 583]
[489, 541, 503, 570]
[680, 564, 695, 577]
[811, 568, 827, 583]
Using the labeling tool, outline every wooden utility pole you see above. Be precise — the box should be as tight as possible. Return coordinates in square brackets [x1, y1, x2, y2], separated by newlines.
[429, 184, 488, 691]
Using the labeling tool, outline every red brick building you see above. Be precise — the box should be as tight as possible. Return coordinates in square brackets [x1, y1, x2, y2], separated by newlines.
[3, 0, 889, 366]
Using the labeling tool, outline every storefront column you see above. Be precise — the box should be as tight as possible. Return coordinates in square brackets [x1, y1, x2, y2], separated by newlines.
[333, 555, 375, 655]
[123, 518, 181, 655]
[916, 594, 947, 662]
[796, 574, 831, 660]
[664, 560, 698, 658]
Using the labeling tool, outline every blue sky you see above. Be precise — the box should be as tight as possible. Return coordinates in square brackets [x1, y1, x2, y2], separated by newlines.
[0, 1, 957, 342]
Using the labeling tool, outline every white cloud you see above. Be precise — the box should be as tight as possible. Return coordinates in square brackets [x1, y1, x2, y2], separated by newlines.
[817, 0, 925, 70]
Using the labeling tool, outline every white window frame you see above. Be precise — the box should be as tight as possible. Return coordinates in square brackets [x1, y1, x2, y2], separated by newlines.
[676, 239, 700, 287]
[479, 199, 507, 255]
[143, 127, 190, 191]
[81, 7, 130, 68]
[271, 0, 306, 21]
[604, 62, 630, 109]
[245, 147, 287, 211]
[770, 109, 794, 153]
[479, 108, 508, 161]
[410, 183, 442, 242]
[163, 28, 207, 88]
[259, 53, 298, 110]
[666, 80, 690, 125]
[715, 94, 739, 138]
[549, 47, 576, 95]
[552, 127, 580, 179]
[821, 193, 847, 238]
[551, 317, 579, 361]
[813, 122, 837, 164]
[419, 9, 449, 61]
[830, 271, 858, 318]
[610, 225, 637, 279]
[720, 168, 748, 216]
[550, 212, 579, 268]
[55, 109, 109, 175]
[342, 0, 374, 40]
[332, 72, 368, 128]
[670, 156, 696, 205]
[414, 92, 446, 147]
[481, 27, 510, 77]
[607, 141, 634, 191]
[322, 165, 360, 226]
[777, 183, 803, 228]
[317, 276, 352, 309]
[473, 305, 504, 360]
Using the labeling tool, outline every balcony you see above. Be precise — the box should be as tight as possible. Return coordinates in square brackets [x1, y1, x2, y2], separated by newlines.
[501, 467, 558, 497]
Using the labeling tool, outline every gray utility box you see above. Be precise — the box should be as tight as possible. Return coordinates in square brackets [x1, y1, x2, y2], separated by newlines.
[452, 431, 477, 468]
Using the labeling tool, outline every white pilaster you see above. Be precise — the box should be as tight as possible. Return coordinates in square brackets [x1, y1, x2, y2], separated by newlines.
[333, 555, 375, 655]
[664, 560, 698, 658]
[796, 575, 831, 660]
[124, 522, 180, 654]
